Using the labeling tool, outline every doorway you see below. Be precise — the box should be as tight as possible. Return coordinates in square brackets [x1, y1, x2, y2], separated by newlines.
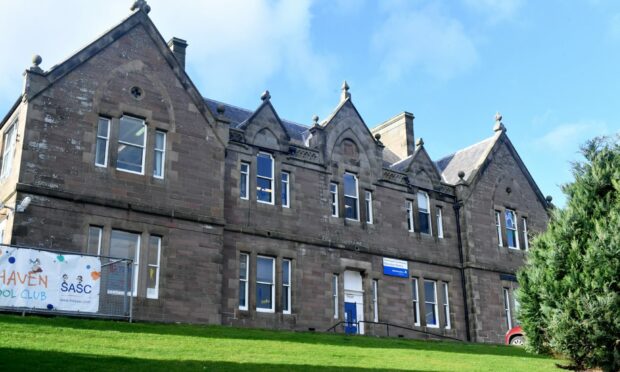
[343, 270, 364, 334]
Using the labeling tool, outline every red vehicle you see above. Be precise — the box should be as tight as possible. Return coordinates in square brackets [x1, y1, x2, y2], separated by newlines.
[505, 326, 524, 346]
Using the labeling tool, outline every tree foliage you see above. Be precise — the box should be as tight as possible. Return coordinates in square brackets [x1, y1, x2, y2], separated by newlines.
[517, 136, 620, 371]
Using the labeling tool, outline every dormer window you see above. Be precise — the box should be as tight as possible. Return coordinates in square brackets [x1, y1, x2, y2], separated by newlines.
[343, 172, 359, 220]
[257, 152, 274, 204]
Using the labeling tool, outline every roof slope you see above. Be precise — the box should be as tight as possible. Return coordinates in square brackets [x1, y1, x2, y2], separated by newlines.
[204, 98, 309, 143]
[435, 132, 500, 184]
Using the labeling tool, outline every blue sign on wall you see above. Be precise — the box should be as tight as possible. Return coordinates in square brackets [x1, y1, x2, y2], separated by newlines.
[382, 257, 409, 278]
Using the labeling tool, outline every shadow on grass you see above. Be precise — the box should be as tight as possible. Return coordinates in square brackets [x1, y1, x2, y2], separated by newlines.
[0, 314, 551, 360]
[0, 347, 425, 372]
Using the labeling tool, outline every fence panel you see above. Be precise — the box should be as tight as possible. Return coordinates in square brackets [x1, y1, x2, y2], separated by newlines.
[0, 244, 133, 320]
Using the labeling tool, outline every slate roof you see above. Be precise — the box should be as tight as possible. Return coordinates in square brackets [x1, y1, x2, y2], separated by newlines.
[434, 132, 500, 184]
[204, 98, 310, 144]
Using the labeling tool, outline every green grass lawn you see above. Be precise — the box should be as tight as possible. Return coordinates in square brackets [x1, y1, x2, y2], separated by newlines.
[0, 315, 564, 371]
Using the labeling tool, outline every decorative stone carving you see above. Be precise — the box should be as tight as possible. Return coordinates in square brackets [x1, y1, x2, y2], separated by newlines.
[229, 129, 245, 144]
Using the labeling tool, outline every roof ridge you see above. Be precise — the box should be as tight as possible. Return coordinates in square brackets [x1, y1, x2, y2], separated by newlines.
[204, 97, 310, 130]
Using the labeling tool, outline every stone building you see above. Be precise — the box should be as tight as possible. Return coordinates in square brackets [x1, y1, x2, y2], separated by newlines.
[0, 3, 550, 343]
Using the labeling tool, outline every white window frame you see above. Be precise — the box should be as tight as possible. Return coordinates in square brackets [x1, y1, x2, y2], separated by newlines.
[87, 226, 103, 255]
[333, 274, 339, 319]
[505, 209, 520, 249]
[417, 191, 432, 235]
[365, 191, 373, 224]
[256, 152, 274, 205]
[153, 130, 166, 179]
[240, 162, 250, 200]
[412, 277, 420, 326]
[108, 230, 140, 297]
[343, 172, 359, 221]
[495, 211, 503, 247]
[116, 116, 147, 175]
[424, 279, 439, 328]
[442, 282, 451, 329]
[95, 117, 110, 168]
[239, 253, 249, 311]
[330, 183, 339, 217]
[0, 218, 7, 244]
[1, 121, 18, 180]
[436, 207, 444, 238]
[281, 171, 290, 208]
[522, 217, 529, 251]
[256, 255, 275, 313]
[146, 236, 161, 299]
[372, 279, 379, 322]
[406, 200, 414, 232]
[503, 287, 513, 330]
[282, 258, 291, 314]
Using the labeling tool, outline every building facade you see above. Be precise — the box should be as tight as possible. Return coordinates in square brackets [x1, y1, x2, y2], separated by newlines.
[0, 3, 550, 343]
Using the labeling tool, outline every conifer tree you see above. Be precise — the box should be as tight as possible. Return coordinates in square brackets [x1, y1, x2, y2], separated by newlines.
[517, 136, 620, 371]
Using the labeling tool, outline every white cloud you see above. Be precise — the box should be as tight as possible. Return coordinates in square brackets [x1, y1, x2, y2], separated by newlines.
[535, 121, 610, 152]
[463, 0, 523, 23]
[0, 0, 332, 110]
[371, 4, 478, 81]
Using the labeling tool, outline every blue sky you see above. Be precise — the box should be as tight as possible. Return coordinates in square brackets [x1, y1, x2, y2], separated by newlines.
[1, 0, 619, 207]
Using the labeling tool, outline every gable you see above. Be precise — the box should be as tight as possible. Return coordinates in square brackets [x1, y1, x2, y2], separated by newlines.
[242, 100, 290, 151]
[392, 146, 443, 189]
[22, 9, 224, 147]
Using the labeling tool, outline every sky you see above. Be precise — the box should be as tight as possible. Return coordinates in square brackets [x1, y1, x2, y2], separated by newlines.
[1, 0, 619, 207]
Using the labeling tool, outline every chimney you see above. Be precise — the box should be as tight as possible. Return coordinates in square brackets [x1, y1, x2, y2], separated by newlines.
[371, 112, 415, 161]
[167, 37, 188, 69]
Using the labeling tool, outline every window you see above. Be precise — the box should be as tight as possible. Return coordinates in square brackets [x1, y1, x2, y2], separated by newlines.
[1, 121, 17, 180]
[418, 192, 431, 235]
[424, 280, 438, 328]
[153, 130, 166, 178]
[503, 288, 512, 330]
[505, 209, 519, 249]
[372, 279, 379, 322]
[146, 236, 161, 299]
[239, 253, 249, 310]
[240, 162, 250, 200]
[442, 282, 451, 329]
[281, 172, 290, 208]
[406, 200, 414, 232]
[333, 274, 339, 319]
[257, 153, 274, 204]
[436, 207, 444, 238]
[282, 259, 291, 314]
[256, 256, 275, 312]
[95, 117, 110, 167]
[117, 116, 146, 174]
[365, 191, 373, 224]
[412, 278, 420, 326]
[0, 219, 6, 244]
[330, 183, 339, 217]
[495, 211, 503, 247]
[522, 217, 529, 251]
[109, 230, 140, 296]
[343, 173, 359, 220]
[86, 226, 103, 255]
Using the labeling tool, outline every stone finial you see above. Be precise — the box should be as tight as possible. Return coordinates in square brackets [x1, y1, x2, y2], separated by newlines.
[261, 90, 271, 101]
[546, 195, 553, 203]
[374, 133, 381, 141]
[216, 104, 225, 115]
[416, 138, 424, 147]
[458, 170, 465, 180]
[131, 0, 151, 14]
[340, 80, 351, 102]
[493, 111, 506, 132]
[312, 115, 319, 127]
[29, 54, 43, 73]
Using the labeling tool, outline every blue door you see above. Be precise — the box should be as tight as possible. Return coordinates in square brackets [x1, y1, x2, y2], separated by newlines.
[344, 302, 357, 334]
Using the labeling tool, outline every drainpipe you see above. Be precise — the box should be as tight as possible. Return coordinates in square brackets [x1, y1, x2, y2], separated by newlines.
[453, 201, 471, 342]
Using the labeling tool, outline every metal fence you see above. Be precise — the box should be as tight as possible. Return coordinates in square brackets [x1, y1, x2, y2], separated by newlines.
[0, 244, 133, 321]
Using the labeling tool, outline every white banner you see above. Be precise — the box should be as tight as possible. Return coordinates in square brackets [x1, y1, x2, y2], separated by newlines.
[0, 248, 101, 313]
